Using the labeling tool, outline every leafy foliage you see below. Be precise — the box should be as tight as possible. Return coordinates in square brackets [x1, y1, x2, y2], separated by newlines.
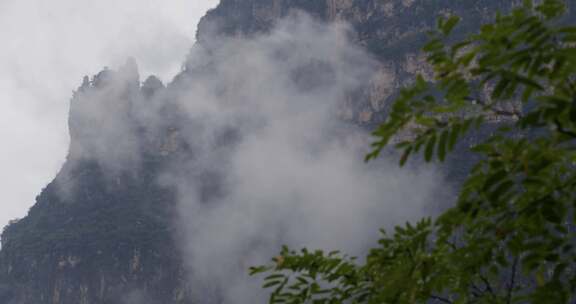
[252, 1, 576, 303]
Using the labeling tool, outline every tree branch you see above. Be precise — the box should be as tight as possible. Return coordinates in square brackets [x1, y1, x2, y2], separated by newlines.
[554, 118, 576, 138]
[431, 295, 453, 303]
[480, 274, 496, 298]
[467, 96, 522, 118]
[506, 256, 519, 304]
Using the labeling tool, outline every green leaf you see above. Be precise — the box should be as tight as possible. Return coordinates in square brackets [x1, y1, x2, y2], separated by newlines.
[424, 134, 437, 162]
[400, 146, 413, 167]
[448, 123, 461, 151]
[441, 15, 461, 36]
[438, 130, 449, 161]
[265, 274, 286, 281]
[263, 280, 283, 289]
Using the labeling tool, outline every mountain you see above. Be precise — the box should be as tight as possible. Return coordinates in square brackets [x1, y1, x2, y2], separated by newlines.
[0, 1, 516, 303]
[197, 0, 513, 124]
[0, 64, 191, 303]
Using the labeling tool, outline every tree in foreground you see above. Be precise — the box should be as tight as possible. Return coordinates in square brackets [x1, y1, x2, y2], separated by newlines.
[251, 0, 576, 303]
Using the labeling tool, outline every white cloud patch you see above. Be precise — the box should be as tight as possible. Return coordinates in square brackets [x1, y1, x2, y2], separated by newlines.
[155, 14, 446, 303]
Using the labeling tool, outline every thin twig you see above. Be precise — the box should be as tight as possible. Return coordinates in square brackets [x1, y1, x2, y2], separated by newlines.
[470, 96, 522, 118]
[431, 295, 453, 303]
[480, 274, 496, 297]
[471, 282, 484, 298]
[554, 118, 576, 138]
[506, 256, 519, 304]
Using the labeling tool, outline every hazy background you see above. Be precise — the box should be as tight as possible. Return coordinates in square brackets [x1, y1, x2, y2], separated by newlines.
[0, 0, 218, 233]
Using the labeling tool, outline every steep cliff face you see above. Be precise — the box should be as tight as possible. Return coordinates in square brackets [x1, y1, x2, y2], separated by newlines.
[0, 63, 192, 304]
[0, 1, 514, 303]
[197, 0, 511, 124]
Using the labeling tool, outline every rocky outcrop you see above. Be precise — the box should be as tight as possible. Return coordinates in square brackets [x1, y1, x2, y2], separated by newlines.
[0, 61, 191, 303]
[198, 0, 512, 124]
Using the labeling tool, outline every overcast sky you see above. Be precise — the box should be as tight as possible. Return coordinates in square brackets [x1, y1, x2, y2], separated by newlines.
[0, 0, 218, 232]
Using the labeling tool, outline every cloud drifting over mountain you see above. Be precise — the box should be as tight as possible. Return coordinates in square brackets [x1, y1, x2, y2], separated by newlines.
[170, 15, 448, 303]
[0, 0, 218, 234]
[61, 12, 449, 302]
